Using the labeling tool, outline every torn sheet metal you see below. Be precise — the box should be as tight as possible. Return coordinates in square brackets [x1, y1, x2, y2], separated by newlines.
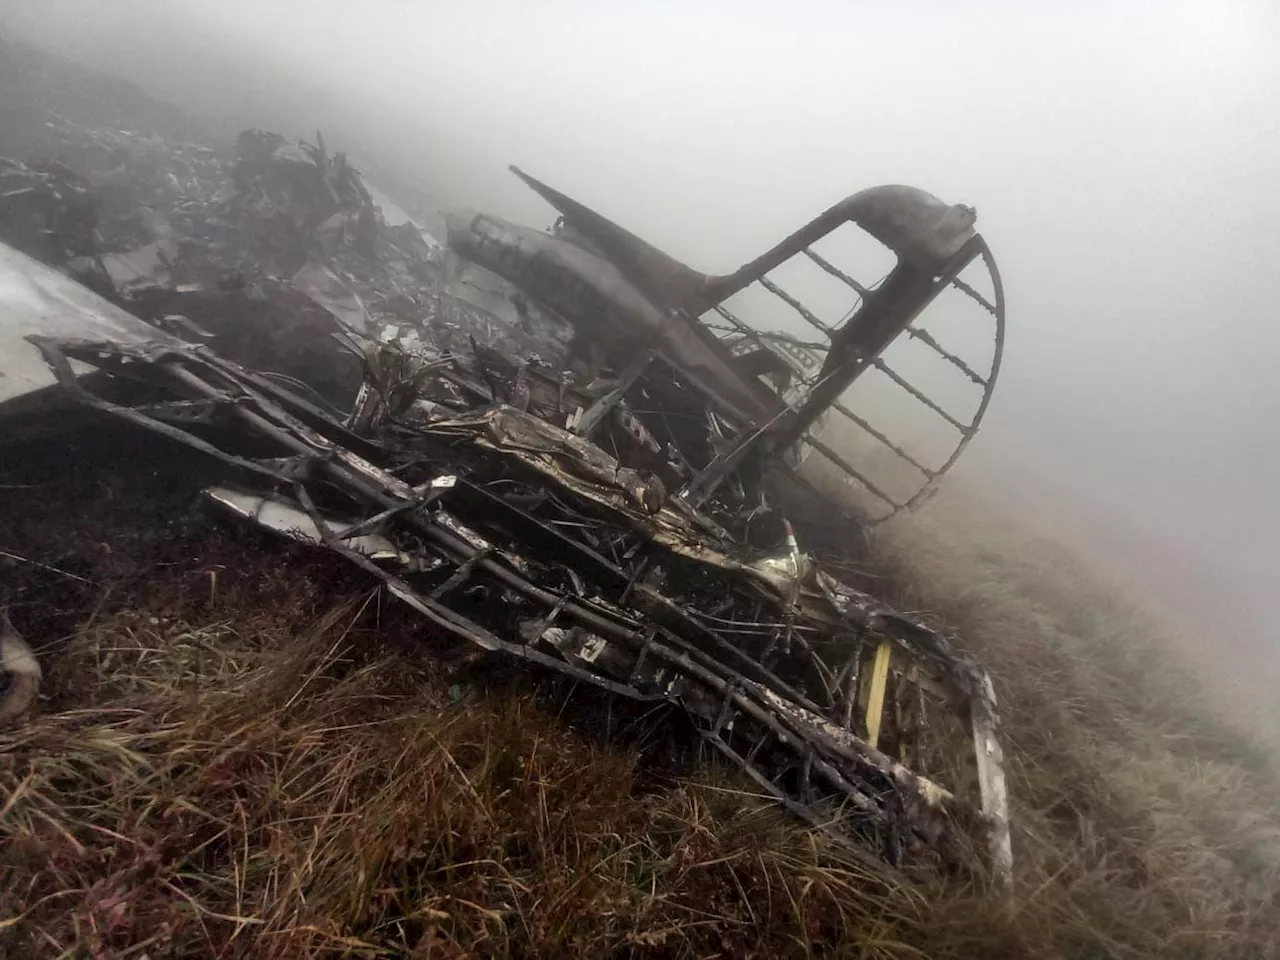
[290, 260, 372, 333]
[0, 608, 41, 723]
[0, 121, 562, 396]
[445, 211, 781, 426]
[205, 486, 420, 568]
[425, 406, 843, 619]
[0, 239, 178, 411]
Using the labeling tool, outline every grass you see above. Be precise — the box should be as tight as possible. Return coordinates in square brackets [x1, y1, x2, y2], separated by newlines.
[3, 485, 1280, 956]
[0, 542, 1009, 958]
[874, 490, 1280, 958]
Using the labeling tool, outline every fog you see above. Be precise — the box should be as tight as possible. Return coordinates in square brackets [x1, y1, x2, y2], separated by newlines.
[4, 2, 1279, 704]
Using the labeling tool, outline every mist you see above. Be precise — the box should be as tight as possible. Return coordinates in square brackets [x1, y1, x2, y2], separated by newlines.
[4, 1, 1278, 703]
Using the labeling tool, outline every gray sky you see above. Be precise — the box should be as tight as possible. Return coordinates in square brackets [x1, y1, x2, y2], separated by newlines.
[4, 1, 1279, 689]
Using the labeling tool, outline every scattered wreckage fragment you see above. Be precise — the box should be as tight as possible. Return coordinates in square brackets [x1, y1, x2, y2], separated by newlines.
[0, 608, 41, 723]
[0, 239, 180, 417]
[0, 121, 554, 405]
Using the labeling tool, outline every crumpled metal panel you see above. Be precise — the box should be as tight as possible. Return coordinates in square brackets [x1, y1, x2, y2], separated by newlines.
[0, 239, 176, 410]
[427, 406, 844, 622]
[445, 210, 780, 426]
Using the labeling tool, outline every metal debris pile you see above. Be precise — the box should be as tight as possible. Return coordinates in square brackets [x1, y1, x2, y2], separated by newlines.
[2, 116, 567, 403]
[0, 119, 1011, 882]
[0, 154, 113, 295]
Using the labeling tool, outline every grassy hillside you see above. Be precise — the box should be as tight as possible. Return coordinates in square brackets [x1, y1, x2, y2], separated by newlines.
[3, 490, 1279, 958]
[877, 491, 1280, 957]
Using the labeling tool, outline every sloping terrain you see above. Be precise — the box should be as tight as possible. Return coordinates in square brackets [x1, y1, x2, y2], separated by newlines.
[877, 492, 1280, 957]
[3, 428, 1279, 957]
[0, 427, 993, 958]
[3, 34, 1280, 960]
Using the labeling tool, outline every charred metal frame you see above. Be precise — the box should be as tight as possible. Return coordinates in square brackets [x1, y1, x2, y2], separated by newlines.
[509, 170, 1007, 521]
[27, 335, 1011, 883]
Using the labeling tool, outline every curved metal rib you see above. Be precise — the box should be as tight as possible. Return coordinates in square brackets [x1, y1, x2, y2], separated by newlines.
[510, 167, 979, 314]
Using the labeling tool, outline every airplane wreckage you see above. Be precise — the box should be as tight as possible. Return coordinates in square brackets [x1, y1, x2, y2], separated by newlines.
[0, 122, 1010, 883]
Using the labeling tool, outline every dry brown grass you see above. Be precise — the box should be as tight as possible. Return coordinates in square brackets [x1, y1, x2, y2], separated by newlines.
[874, 490, 1280, 958]
[4, 471, 1280, 956]
[0, 554, 1020, 959]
